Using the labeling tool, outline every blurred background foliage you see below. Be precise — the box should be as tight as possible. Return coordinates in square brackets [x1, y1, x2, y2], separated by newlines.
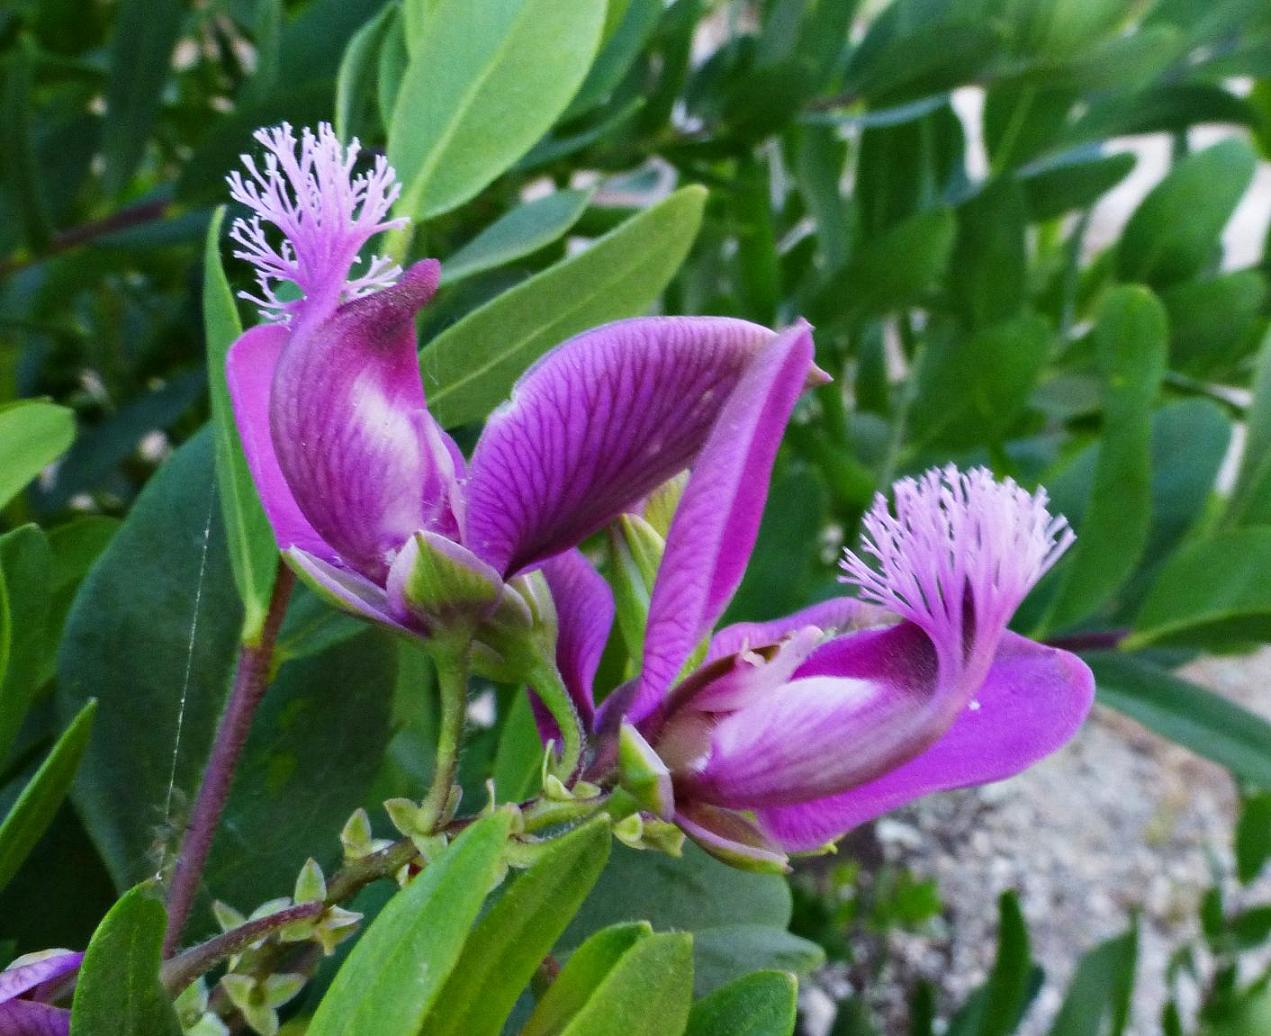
[4, 0, 1271, 1032]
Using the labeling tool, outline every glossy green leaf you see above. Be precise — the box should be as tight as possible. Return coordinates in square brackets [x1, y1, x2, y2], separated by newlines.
[441, 189, 594, 285]
[1088, 653, 1271, 788]
[1042, 286, 1166, 633]
[1116, 139, 1256, 289]
[561, 842, 805, 996]
[0, 400, 75, 511]
[910, 314, 1051, 450]
[1128, 528, 1271, 648]
[0, 699, 95, 893]
[307, 810, 513, 1036]
[0, 525, 50, 765]
[423, 186, 706, 427]
[1048, 926, 1137, 1036]
[57, 431, 394, 918]
[558, 932, 694, 1036]
[204, 207, 278, 642]
[70, 884, 183, 1036]
[101, 0, 185, 197]
[388, 0, 607, 219]
[334, 3, 398, 141]
[420, 817, 612, 1036]
[522, 922, 652, 1036]
[686, 971, 798, 1036]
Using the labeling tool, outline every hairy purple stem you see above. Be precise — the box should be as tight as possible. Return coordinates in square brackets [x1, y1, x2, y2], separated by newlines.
[164, 564, 295, 956]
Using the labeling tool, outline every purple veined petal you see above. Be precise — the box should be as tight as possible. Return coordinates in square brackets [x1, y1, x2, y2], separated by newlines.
[755, 633, 1094, 852]
[285, 547, 417, 636]
[463, 316, 782, 576]
[665, 625, 823, 716]
[0, 954, 81, 1004]
[539, 550, 614, 729]
[675, 803, 788, 873]
[0, 1001, 71, 1036]
[630, 321, 818, 724]
[225, 323, 335, 562]
[706, 596, 886, 663]
[270, 260, 460, 584]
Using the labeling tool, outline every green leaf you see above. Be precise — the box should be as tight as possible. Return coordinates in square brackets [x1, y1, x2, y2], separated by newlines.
[1236, 793, 1271, 884]
[523, 922, 652, 1036]
[977, 891, 1034, 1036]
[41, 516, 119, 684]
[2, 40, 52, 252]
[334, 3, 398, 141]
[378, 8, 411, 130]
[70, 884, 183, 1036]
[558, 931, 695, 1036]
[422, 186, 706, 427]
[57, 430, 394, 918]
[1116, 139, 1256, 289]
[564, 0, 662, 119]
[1226, 330, 1271, 526]
[812, 207, 955, 323]
[0, 400, 75, 511]
[0, 525, 51, 763]
[420, 817, 612, 1036]
[909, 314, 1051, 450]
[441, 189, 594, 285]
[1042, 286, 1167, 633]
[307, 810, 513, 1036]
[1048, 926, 1137, 1036]
[561, 842, 801, 996]
[1128, 528, 1271, 649]
[949, 179, 1027, 329]
[686, 971, 797, 1036]
[492, 690, 544, 802]
[203, 207, 279, 642]
[692, 926, 823, 999]
[101, 0, 185, 197]
[388, 0, 607, 219]
[1088, 653, 1271, 788]
[1162, 271, 1266, 377]
[0, 699, 95, 893]
[1019, 151, 1136, 222]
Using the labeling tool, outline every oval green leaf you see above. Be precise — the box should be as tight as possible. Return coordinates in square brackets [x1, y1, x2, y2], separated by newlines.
[523, 922, 652, 1036]
[685, 971, 798, 1036]
[0, 400, 75, 512]
[559, 931, 694, 1036]
[441, 189, 594, 286]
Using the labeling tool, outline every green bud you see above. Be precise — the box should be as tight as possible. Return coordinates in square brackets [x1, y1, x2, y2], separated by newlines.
[617, 722, 673, 819]
[339, 808, 375, 861]
[293, 858, 326, 904]
[640, 819, 686, 856]
[613, 813, 644, 848]
[212, 900, 245, 933]
[221, 975, 279, 1036]
[644, 473, 688, 538]
[394, 532, 503, 644]
[607, 516, 665, 663]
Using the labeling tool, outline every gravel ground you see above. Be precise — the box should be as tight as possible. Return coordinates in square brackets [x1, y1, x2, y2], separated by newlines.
[802, 652, 1271, 1036]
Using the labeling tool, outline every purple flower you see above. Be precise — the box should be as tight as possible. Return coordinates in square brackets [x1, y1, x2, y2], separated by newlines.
[0, 950, 81, 1035]
[551, 330, 1093, 868]
[223, 124, 802, 648]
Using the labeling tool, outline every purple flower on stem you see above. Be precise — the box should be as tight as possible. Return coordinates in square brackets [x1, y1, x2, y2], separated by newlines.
[0, 950, 81, 1035]
[222, 123, 808, 769]
[548, 328, 1093, 868]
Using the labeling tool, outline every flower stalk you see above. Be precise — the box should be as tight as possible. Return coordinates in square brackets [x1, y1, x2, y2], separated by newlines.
[418, 651, 468, 832]
[164, 563, 295, 957]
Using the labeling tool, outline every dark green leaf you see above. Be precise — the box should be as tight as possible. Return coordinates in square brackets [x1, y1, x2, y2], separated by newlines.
[564, 0, 662, 119]
[686, 971, 798, 1036]
[910, 314, 1051, 449]
[949, 179, 1027, 329]
[1236, 793, 1271, 884]
[1162, 271, 1266, 377]
[2, 41, 52, 251]
[523, 922, 652, 1036]
[1088, 653, 1271, 788]
[1116, 140, 1257, 289]
[101, 0, 185, 197]
[0, 525, 51, 763]
[1042, 286, 1166, 633]
[441, 189, 594, 286]
[558, 931, 694, 1036]
[492, 690, 543, 803]
[421, 817, 612, 1036]
[1019, 151, 1136, 223]
[378, 8, 410, 130]
[306, 810, 514, 1036]
[692, 926, 824, 998]
[70, 884, 183, 1036]
[389, 0, 607, 219]
[204, 207, 278, 642]
[423, 187, 706, 427]
[0, 700, 95, 893]
[977, 892, 1034, 1036]
[0, 401, 75, 511]
[1226, 331, 1271, 527]
[334, 3, 398, 142]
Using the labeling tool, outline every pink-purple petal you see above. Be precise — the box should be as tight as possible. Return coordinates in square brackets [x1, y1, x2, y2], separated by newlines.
[285, 547, 416, 635]
[706, 597, 884, 663]
[0, 955, 81, 1004]
[541, 550, 614, 727]
[0, 1002, 70, 1036]
[463, 317, 780, 576]
[631, 321, 817, 722]
[755, 633, 1094, 852]
[269, 260, 455, 583]
[225, 323, 334, 562]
